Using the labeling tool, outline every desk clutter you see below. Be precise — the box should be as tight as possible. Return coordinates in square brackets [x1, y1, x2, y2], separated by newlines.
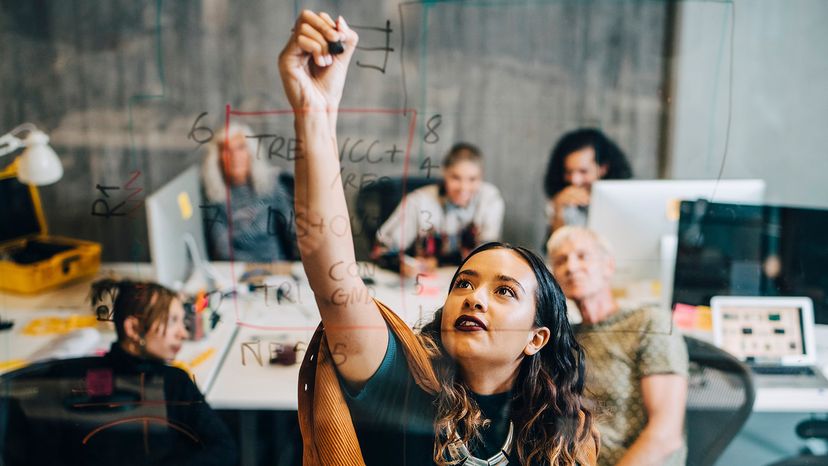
[183, 289, 224, 341]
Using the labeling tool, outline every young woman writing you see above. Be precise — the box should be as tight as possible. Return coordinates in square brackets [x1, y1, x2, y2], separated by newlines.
[279, 11, 598, 465]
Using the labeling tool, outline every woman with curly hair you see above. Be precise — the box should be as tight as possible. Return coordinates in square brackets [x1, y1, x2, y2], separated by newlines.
[280, 11, 598, 465]
[543, 128, 633, 232]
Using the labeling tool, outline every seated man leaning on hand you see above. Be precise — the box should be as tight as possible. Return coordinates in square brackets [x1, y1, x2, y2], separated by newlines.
[547, 226, 688, 466]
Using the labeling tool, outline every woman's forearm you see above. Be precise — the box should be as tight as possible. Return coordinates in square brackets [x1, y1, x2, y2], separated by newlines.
[293, 112, 357, 304]
[280, 12, 387, 384]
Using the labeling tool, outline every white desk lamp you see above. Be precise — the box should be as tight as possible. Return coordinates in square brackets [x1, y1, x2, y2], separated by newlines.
[0, 123, 63, 185]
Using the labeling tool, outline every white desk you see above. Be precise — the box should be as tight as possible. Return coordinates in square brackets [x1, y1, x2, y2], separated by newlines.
[206, 303, 317, 410]
[5, 263, 828, 414]
[212, 267, 828, 413]
[752, 323, 828, 412]
[206, 265, 451, 410]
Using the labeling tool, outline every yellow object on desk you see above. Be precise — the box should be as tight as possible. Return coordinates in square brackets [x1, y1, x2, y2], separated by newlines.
[673, 303, 713, 331]
[0, 359, 28, 372]
[189, 347, 216, 369]
[171, 347, 216, 382]
[22, 315, 99, 336]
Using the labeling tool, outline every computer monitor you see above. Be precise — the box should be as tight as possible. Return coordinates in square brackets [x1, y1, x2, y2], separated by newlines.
[587, 179, 766, 286]
[145, 165, 208, 290]
[673, 201, 828, 325]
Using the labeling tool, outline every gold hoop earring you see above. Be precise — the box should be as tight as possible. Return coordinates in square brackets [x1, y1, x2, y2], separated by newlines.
[138, 338, 146, 348]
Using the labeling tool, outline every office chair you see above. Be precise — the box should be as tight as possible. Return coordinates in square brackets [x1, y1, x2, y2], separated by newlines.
[354, 176, 438, 253]
[0, 357, 197, 466]
[765, 418, 828, 466]
[684, 335, 756, 466]
[276, 171, 300, 260]
[278, 170, 295, 195]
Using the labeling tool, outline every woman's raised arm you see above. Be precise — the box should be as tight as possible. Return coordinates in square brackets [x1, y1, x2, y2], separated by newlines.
[279, 11, 388, 387]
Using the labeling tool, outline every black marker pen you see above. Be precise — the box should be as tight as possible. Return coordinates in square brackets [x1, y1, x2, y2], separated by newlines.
[328, 40, 344, 55]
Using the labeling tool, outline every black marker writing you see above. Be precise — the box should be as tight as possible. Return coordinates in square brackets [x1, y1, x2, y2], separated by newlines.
[265, 281, 301, 305]
[414, 273, 427, 296]
[413, 305, 427, 330]
[339, 138, 400, 164]
[188, 112, 213, 149]
[331, 342, 348, 365]
[200, 204, 224, 233]
[420, 157, 440, 178]
[241, 340, 263, 366]
[247, 134, 301, 161]
[95, 305, 114, 322]
[91, 198, 127, 218]
[240, 339, 307, 366]
[423, 114, 441, 144]
[353, 20, 394, 74]
[91, 171, 144, 219]
[95, 184, 119, 198]
[336, 171, 392, 191]
[420, 210, 434, 232]
[328, 261, 378, 281]
[330, 286, 376, 306]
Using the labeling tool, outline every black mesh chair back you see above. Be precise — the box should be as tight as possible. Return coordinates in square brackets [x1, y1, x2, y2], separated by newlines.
[354, 176, 438, 251]
[0, 358, 193, 466]
[765, 418, 828, 466]
[685, 335, 756, 466]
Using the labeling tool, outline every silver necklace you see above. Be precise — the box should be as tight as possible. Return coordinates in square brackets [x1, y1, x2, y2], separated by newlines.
[450, 421, 514, 466]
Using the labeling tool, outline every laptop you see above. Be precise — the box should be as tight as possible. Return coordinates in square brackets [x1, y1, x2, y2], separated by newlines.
[711, 296, 828, 389]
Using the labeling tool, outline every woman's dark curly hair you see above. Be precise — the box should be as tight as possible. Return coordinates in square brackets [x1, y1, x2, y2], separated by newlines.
[543, 128, 633, 198]
[419, 242, 595, 465]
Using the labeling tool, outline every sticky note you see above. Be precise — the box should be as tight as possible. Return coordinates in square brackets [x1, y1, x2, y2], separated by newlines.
[666, 198, 681, 222]
[696, 306, 713, 330]
[673, 303, 713, 331]
[177, 191, 193, 220]
[673, 304, 696, 329]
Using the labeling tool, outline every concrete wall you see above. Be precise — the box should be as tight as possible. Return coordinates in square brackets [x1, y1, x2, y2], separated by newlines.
[0, 0, 670, 261]
[668, 0, 828, 209]
[669, 2, 828, 464]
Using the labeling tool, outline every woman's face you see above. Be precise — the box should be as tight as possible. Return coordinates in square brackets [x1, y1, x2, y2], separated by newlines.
[219, 131, 252, 186]
[441, 248, 546, 368]
[144, 298, 189, 361]
[563, 147, 607, 190]
[443, 159, 482, 207]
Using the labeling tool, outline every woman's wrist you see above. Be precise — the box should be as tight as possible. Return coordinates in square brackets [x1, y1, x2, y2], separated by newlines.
[294, 111, 332, 134]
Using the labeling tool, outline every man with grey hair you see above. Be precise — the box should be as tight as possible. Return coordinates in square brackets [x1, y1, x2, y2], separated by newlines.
[547, 226, 688, 466]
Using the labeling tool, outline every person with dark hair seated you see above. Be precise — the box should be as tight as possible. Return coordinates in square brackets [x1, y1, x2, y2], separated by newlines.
[89, 279, 236, 465]
[543, 128, 633, 232]
[0, 280, 237, 466]
[373, 142, 505, 277]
